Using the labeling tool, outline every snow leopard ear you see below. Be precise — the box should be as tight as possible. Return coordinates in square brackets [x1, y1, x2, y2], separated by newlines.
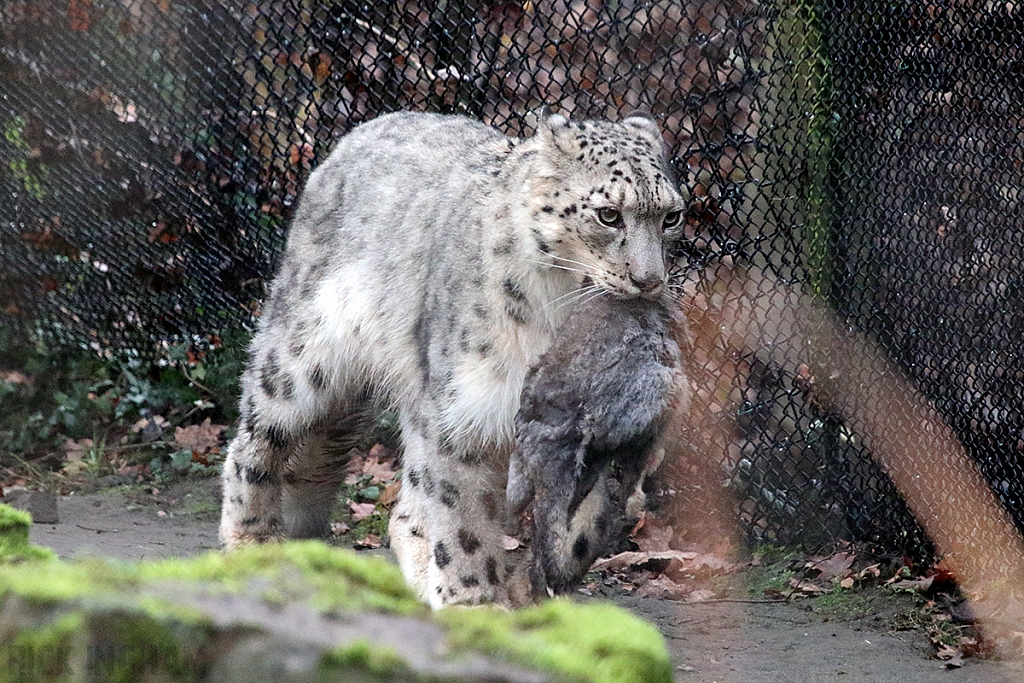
[537, 105, 569, 134]
[622, 109, 661, 135]
[535, 105, 577, 162]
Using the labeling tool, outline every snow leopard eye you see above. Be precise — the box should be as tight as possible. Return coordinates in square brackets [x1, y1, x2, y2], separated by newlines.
[597, 207, 621, 227]
[663, 210, 682, 230]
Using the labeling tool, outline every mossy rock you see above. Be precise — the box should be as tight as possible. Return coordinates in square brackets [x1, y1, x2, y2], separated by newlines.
[0, 504, 56, 564]
[0, 513, 670, 683]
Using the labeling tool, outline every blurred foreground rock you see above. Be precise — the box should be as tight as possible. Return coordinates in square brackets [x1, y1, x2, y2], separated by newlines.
[0, 504, 670, 683]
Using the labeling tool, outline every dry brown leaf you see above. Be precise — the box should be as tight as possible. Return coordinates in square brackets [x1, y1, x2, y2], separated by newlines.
[631, 517, 675, 553]
[1, 371, 31, 385]
[344, 453, 366, 484]
[935, 645, 964, 668]
[344, 454, 364, 475]
[857, 563, 881, 580]
[379, 481, 401, 508]
[62, 438, 94, 462]
[806, 551, 856, 581]
[331, 521, 350, 536]
[790, 578, 827, 594]
[173, 418, 226, 453]
[354, 534, 381, 549]
[636, 574, 689, 599]
[117, 463, 147, 478]
[362, 454, 398, 484]
[591, 550, 735, 574]
[687, 588, 717, 602]
[348, 501, 376, 521]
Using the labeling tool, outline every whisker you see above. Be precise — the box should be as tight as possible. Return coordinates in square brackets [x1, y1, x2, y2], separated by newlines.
[527, 246, 601, 273]
[545, 252, 601, 271]
[663, 289, 700, 314]
[526, 259, 590, 276]
[542, 284, 601, 314]
[577, 288, 608, 308]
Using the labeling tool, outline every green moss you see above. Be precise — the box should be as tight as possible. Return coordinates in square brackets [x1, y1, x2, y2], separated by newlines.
[440, 599, 672, 683]
[764, 0, 836, 298]
[322, 639, 409, 677]
[0, 542, 419, 617]
[0, 543, 673, 682]
[86, 611, 193, 683]
[811, 590, 871, 620]
[0, 504, 56, 563]
[0, 607, 211, 683]
[0, 612, 81, 683]
[138, 542, 424, 615]
[276, 542, 423, 615]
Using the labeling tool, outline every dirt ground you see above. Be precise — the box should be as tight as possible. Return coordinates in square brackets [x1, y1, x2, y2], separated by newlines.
[25, 479, 1024, 683]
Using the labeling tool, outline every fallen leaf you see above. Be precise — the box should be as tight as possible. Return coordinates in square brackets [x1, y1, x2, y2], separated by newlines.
[62, 438, 94, 462]
[636, 574, 689, 599]
[379, 481, 401, 507]
[790, 578, 827, 594]
[362, 453, 397, 484]
[131, 415, 170, 443]
[857, 563, 881, 580]
[348, 501, 376, 521]
[344, 454, 365, 484]
[117, 464, 148, 478]
[631, 517, 674, 553]
[806, 551, 856, 581]
[173, 418, 226, 453]
[890, 576, 935, 593]
[935, 645, 963, 668]
[840, 577, 855, 589]
[687, 588, 717, 602]
[591, 550, 736, 574]
[957, 636, 982, 658]
[354, 534, 381, 549]
[330, 521, 350, 536]
[1, 371, 31, 385]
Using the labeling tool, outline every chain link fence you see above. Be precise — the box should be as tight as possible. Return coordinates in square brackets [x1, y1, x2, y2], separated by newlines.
[3, 0, 1023, 560]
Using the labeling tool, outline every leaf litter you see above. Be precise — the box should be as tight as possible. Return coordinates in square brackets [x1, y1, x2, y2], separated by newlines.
[581, 509, 1024, 664]
[334, 443, 400, 547]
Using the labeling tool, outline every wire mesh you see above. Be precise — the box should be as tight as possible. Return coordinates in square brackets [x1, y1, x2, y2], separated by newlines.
[2, 0, 1022, 560]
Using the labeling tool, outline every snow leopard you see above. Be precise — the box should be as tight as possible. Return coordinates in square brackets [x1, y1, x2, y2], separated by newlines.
[219, 109, 686, 608]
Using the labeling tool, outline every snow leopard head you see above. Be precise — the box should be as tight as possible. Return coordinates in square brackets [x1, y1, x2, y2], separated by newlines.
[527, 108, 686, 300]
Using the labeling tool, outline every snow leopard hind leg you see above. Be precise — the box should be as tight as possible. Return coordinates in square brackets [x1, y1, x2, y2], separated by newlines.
[220, 377, 372, 547]
[281, 402, 376, 539]
[390, 406, 531, 609]
[219, 296, 376, 548]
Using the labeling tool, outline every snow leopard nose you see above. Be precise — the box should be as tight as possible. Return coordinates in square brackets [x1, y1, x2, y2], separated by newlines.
[630, 273, 664, 294]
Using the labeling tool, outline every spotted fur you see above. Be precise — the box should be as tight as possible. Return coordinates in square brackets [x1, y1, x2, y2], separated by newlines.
[219, 109, 685, 608]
